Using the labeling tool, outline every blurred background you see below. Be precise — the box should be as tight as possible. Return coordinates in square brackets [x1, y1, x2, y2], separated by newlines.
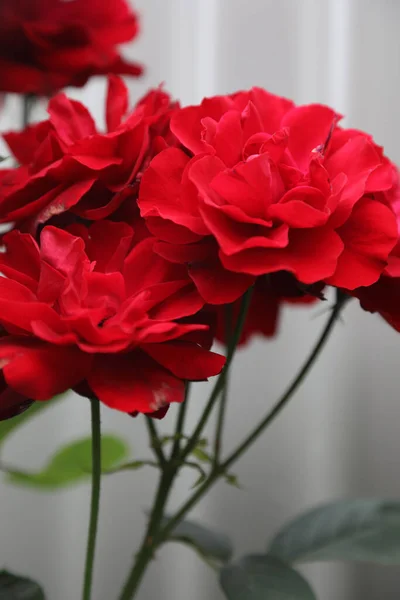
[1, 1, 400, 598]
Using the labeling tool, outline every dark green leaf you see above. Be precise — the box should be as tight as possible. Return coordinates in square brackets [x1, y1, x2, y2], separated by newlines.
[220, 555, 316, 600]
[269, 499, 400, 565]
[5, 435, 129, 489]
[0, 570, 45, 599]
[0, 396, 63, 451]
[163, 516, 233, 563]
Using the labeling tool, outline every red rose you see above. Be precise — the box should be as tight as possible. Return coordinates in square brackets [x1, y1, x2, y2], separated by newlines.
[0, 77, 177, 234]
[0, 0, 142, 95]
[0, 222, 225, 415]
[138, 88, 398, 304]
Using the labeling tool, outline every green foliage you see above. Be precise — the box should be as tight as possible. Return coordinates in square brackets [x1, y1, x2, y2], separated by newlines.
[5, 435, 129, 489]
[0, 570, 45, 599]
[269, 498, 400, 565]
[220, 555, 316, 600]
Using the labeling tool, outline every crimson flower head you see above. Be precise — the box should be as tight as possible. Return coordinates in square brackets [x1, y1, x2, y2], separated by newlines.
[0, 77, 177, 234]
[138, 88, 398, 305]
[0, 0, 143, 95]
[0, 222, 225, 416]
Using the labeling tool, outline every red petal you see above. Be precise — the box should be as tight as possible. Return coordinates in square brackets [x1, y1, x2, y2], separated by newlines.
[327, 198, 398, 289]
[106, 75, 129, 132]
[48, 93, 97, 145]
[0, 230, 40, 291]
[0, 280, 65, 335]
[326, 136, 384, 227]
[0, 340, 92, 400]
[154, 238, 214, 264]
[4, 121, 52, 166]
[40, 227, 89, 277]
[220, 227, 344, 283]
[190, 258, 255, 304]
[149, 284, 204, 321]
[200, 202, 288, 256]
[88, 353, 184, 413]
[33, 179, 95, 226]
[139, 149, 208, 235]
[282, 104, 338, 170]
[268, 187, 330, 228]
[146, 217, 203, 244]
[211, 110, 243, 166]
[142, 342, 225, 380]
[86, 220, 134, 272]
[123, 237, 182, 297]
[241, 87, 294, 133]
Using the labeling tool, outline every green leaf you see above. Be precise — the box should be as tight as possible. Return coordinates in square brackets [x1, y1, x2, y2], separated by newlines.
[105, 460, 159, 474]
[220, 555, 316, 600]
[0, 396, 63, 452]
[224, 474, 241, 488]
[192, 447, 212, 463]
[5, 435, 129, 489]
[163, 515, 233, 563]
[269, 499, 400, 565]
[0, 570, 45, 599]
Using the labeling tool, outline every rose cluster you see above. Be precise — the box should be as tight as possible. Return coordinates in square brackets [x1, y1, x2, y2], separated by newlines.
[0, 77, 399, 420]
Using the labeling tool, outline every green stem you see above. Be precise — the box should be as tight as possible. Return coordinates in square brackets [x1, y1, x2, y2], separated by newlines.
[117, 294, 252, 599]
[82, 398, 102, 600]
[159, 295, 346, 542]
[145, 417, 166, 466]
[170, 382, 191, 461]
[118, 467, 176, 600]
[213, 304, 233, 465]
[180, 289, 253, 463]
[22, 95, 33, 128]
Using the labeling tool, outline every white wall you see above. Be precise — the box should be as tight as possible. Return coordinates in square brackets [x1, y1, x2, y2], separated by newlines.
[1, 1, 400, 599]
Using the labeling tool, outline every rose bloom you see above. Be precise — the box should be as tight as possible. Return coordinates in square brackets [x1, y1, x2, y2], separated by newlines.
[0, 0, 142, 95]
[138, 88, 398, 304]
[0, 77, 177, 234]
[0, 221, 225, 417]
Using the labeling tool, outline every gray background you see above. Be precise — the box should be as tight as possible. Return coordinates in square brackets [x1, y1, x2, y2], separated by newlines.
[1, 1, 400, 598]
